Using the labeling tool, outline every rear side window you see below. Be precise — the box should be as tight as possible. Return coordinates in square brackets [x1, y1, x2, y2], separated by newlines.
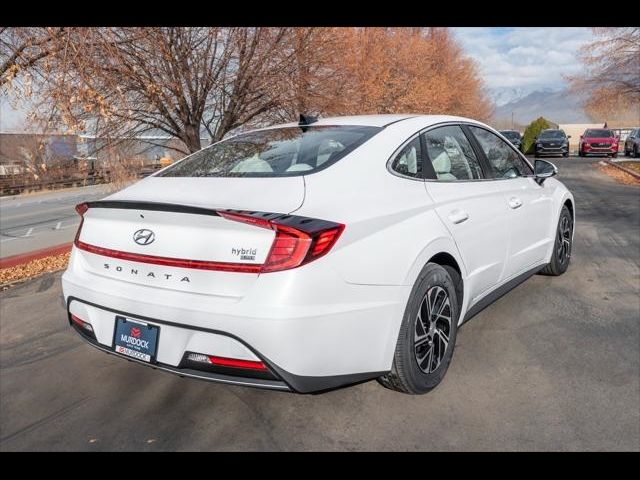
[423, 126, 483, 181]
[468, 126, 533, 178]
[390, 136, 422, 178]
[160, 125, 382, 177]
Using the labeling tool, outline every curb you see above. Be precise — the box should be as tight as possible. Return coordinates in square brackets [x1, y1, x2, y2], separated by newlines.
[603, 160, 640, 180]
[0, 243, 73, 269]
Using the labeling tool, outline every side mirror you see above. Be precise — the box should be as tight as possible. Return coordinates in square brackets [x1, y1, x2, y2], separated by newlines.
[567, 135, 572, 139]
[534, 159, 557, 184]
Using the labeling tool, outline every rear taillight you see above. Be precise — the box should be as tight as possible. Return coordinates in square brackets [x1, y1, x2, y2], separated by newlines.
[219, 211, 344, 273]
[75, 202, 89, 216]
[74, 202, 89, 244]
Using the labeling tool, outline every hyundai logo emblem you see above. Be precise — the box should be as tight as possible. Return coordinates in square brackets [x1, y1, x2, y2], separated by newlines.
[133, 229, 155, 246]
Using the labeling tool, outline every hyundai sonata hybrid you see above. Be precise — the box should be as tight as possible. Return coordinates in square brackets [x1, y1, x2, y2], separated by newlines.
[62, 115, 575, 394]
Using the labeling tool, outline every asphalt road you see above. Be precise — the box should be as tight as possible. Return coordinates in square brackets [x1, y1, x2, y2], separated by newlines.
[0, 185, 112, 258]
[0, 157, 638, 451]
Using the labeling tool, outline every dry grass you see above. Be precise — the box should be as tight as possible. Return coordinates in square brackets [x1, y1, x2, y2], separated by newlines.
[0, 252, 70, 290]
[617, 161, 640, 175]
[598, 163, 640, 186]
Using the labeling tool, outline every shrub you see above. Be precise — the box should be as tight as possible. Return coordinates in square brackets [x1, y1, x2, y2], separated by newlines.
[522, 117, 554, 154]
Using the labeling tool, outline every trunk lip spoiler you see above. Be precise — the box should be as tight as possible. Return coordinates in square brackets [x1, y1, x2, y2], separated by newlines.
[84, 200, 222, 217]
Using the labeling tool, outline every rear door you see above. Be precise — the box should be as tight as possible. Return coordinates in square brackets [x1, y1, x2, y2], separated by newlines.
[422, 124, 510, 304]
[466, 125, 554, 280]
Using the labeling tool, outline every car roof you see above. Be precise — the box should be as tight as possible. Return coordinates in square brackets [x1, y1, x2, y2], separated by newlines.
[262, 114, 487, 129]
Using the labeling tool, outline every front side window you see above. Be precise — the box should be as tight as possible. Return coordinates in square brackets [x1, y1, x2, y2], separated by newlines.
[423, 126, 483, 181]
[390, 136, 422, 178]
[160, 125, 382, 177]
[469, 126, 532, 178]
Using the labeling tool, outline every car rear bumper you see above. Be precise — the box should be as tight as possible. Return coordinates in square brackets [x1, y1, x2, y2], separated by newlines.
[62, 249, 408, 393]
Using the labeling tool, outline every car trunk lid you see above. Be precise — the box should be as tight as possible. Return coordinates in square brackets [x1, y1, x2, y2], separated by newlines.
[74, 176, 305, 298]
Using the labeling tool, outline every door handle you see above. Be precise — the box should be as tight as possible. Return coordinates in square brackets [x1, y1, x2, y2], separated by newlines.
[448, 209, 469, 224]
[508, 197, 523, 209]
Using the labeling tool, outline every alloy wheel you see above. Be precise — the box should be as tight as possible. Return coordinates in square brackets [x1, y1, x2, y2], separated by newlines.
[414, 286, 452, 374]
[556, 215, 572, 264]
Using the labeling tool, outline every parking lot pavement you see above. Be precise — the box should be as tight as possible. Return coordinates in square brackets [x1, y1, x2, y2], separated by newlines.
[0, 157, 638, 451]
[0, 185, 113, 258]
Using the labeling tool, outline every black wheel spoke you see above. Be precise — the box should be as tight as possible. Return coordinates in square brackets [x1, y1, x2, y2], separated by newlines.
[414, 285, 452, 374]
[556, 214, 572, 263]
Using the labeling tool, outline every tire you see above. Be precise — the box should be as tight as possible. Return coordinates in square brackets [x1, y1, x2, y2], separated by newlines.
[540, 205, 573, 276]
[378, 263, 460, 394]
[624, 148, 630, 157]
[634, 145, 638, 158]
[563, 152, 569, 157]
[611, 153, 618, 158]
[578, 149, 584, 157]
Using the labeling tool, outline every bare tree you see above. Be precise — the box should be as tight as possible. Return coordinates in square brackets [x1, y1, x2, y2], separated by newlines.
[4, 27, 493, 157]
[26, 27, 300, 154]
[0, 27, 65, 88]
[570, 27, 640, 121]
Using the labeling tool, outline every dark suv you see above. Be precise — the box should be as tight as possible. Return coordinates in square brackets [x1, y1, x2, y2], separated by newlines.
[624, 128, 640, 157]
[499, 130, 523, 152]
[535, 129, 570, 158]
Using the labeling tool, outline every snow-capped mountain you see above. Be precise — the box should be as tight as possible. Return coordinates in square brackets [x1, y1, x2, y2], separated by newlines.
[488, 87, 532, 107]
[493, 88, 590, 124]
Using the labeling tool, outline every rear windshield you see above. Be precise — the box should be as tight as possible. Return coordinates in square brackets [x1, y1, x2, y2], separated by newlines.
[584, 129, 614, 138]
[539, 130, 566, 139]
[159, 125, 382, 177]
[500, 131, 521, 141]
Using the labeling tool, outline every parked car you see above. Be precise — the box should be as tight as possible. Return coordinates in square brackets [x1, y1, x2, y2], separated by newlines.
[578, 128, 619, 157]
[499, 130, 523, 151]
[624, 128, 640, 157]
[534, 129, 570, 158]
[63, 114, 575, 394]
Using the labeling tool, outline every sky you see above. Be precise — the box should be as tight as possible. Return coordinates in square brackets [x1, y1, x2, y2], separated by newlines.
[451, 27, 595, 95]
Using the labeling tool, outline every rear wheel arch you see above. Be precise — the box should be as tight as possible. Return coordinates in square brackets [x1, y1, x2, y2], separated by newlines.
[563, 198, 574, 222]
[427, 252, 464, 313]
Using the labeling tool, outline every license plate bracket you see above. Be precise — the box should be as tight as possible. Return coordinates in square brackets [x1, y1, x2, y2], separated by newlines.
[113, 316, 160, 363]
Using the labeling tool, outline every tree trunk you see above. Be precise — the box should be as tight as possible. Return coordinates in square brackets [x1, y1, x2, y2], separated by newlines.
[183, 123, 202, 153]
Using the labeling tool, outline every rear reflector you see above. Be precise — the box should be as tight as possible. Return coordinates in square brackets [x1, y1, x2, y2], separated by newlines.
[186, 352, 268, 371]
[70, 313, 94, 332]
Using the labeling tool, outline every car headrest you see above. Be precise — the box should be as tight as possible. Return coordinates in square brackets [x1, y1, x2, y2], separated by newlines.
[230, 155, 273, 173]
[431, 150, 451, 174]
[285, 163, 313, 172]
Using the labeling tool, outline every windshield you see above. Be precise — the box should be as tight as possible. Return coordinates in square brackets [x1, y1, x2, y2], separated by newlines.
[159, 125, 382, 177]
[584, 129, 613, 138]
[500, 131, 521, 141]
[539, 130, 566, 140]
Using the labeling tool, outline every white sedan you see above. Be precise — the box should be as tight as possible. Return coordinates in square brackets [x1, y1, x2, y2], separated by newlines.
[62, 114, 575, 394]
